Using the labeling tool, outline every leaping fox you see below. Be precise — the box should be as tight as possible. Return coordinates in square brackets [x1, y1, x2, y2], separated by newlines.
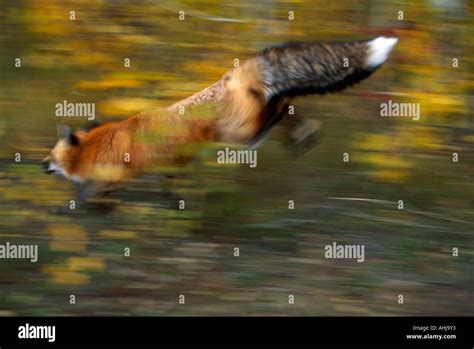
[42, 37, 398, 194]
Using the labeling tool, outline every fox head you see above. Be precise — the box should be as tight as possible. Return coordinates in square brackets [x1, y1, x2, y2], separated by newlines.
[42, 125, 85, 182]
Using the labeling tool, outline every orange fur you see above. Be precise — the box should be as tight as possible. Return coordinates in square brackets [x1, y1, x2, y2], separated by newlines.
[43, 109, 218, 185]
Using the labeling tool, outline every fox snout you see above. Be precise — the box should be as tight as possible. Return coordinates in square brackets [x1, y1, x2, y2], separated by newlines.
[41, 157, 54, 174]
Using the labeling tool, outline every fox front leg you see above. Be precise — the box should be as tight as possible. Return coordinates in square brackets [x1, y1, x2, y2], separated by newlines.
[78, 181, 119, 201]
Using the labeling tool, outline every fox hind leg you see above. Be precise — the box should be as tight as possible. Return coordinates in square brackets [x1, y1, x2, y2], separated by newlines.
[275, 103, 324, 154]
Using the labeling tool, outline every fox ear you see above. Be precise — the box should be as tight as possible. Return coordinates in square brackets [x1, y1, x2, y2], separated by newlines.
[57, 125, 72, 139]
[68, 133, 80, 145]
[57, 125, 80, 145]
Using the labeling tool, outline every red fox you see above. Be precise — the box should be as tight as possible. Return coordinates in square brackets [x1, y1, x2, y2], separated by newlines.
[42, 37, 398, 193]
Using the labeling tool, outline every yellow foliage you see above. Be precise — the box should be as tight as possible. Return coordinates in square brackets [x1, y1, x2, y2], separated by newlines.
[99, 230, 138, 239]
[413, 126, 444, 150]
[183, 59, 227, 81]
[369, 169, 411, 183]
[75, 78, 144, 91]
[463, 135, 474, 143]
[66, 257, 105, 272]
[42, 266, 89, 285]
[99, 98, 157, 115]
[48, 224, 89, 252]
[409, 92, 466, 115]
[363, 153, 411, 169]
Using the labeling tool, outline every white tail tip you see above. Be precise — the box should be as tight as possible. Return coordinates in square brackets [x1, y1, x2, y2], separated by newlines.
[366, 36, 398, 69]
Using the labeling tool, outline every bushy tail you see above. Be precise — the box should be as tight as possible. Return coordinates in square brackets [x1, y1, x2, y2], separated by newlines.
[256, 36, 398, 99]
[176, 37, 398, 144]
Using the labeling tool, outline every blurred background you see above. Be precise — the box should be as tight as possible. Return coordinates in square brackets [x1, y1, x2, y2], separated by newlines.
[0, 0, 472, 315]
